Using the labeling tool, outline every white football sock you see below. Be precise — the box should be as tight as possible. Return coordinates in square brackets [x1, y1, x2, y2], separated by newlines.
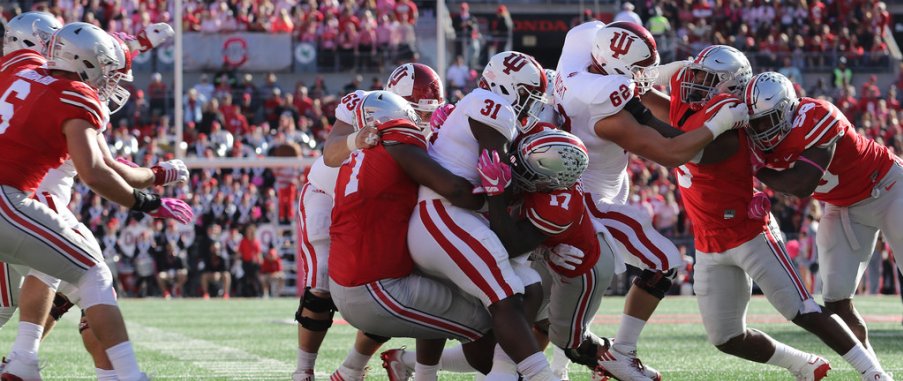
[551, 346, 571, 375]
[11, 322, 43, 360]
[612, 315, 645, 354]
[96, 368, 118, 381]
[516, 352, 558, 381]
[843, 344, 883, 374]
[484, 345, 518, 381]
[414, 362, 440, 381]
[342, 348, 371, 371]
[105, 341, 144, 381]
[765, 342, 814, 372]
[296, 348, 318, 372]
[440, 345, 476, 372]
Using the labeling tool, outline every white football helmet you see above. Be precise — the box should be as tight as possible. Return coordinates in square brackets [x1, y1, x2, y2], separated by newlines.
[480, 51, 548, 133]
[680, 45, 752, 110]
[743, 72, 798, 151]
[3, 11, 62, 55]
[47, 23, 127, 103]
[512, 129, 589, 193]
[385, 63, 444, 129]
[592, 21, 659, 94]
[353, 90, 421, 132]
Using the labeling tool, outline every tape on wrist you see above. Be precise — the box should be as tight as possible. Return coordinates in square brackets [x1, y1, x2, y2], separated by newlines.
[346, 131, 360, 152]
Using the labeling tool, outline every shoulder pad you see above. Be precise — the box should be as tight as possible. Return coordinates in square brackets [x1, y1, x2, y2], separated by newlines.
[464, 89, 518, 142]
[335, 90, 370, 126]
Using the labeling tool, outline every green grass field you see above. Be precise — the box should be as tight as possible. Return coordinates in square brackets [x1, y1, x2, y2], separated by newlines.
[4, 295, 902, 380]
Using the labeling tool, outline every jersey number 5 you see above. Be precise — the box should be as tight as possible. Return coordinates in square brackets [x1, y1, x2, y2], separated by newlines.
[0, 79, 32, 134]
[480, 99, 502, 119]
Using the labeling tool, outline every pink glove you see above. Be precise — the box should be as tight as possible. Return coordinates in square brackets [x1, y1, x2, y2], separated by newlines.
[151, 160, 189, 186]
[476, 149, 511, 197]
[113, 23, 174, 57]
[116, 157, 139, 168]
[750, 147, 766, 173]
[430, 103, 455, 134]
[748, 192, 771, 220]
[148, 198, 194, 224]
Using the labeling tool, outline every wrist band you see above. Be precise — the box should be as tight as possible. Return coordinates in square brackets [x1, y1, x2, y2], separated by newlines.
[346, 131, 359, 152]
[796, 156, 826, 173]
[131, 189, 162, 213]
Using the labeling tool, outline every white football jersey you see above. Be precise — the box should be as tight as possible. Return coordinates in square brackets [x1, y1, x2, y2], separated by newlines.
[555, 22, 635, 205]
[419, 88, 517, 201]
[307, 90, 369, 197]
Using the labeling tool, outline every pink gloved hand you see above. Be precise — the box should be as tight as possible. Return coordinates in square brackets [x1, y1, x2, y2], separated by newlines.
[476, 149, 511, 197]
[113, 23, 174, 57]
[748, 192, 771, 220]
[749, 147, 766, 173]
[116, 157, 140, 168]
[147, 198, 194, 224]
[430, 103, 455, 134]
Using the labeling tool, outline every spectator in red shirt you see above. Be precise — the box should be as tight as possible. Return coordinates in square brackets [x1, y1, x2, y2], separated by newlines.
[270, 8, 294, 33]
[394, 0, 418, 24]
[239, 225, 263, 297]
[260, 248, 285, 298]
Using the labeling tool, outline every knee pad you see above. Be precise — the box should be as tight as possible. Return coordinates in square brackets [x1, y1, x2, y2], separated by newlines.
[0, 307, 16, 328]
[49, 293, 75, 321]
[364, 332, 391, 344]
[76, 264, 117, 309]
[633, 269, 676, 300]
[295, 287, 337, 332]
[564, 334, 610, 368]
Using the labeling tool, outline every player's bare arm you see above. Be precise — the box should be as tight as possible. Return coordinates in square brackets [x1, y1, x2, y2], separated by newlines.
[386, 143, 484, 210]
[323, 120, 378, 167]
[640, 88, 672, 123]
[64, 119, 139, 207]
[97, 134, 156, 188]
[596, 109, 712, 168]
[756, 145, 835, 198]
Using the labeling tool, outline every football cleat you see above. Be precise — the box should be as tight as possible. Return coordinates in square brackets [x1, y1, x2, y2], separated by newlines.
[0, 352, 41, 381]
[861, 370, 894, 381]
[292, 369, 314, 381]
[595, 345, 660, 381]
[329, 365, 368, 381]
[380, 347, 412, 381]
[791, 355, 830, 381]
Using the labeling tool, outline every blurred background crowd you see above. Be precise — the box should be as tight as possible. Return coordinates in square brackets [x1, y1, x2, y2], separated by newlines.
[0, 0, 899, 303]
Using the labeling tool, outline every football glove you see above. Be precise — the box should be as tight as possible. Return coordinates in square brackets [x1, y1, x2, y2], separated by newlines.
[550, 244, 585, 271]
[748, 191, 771, 220]
[148, 198, 194, 224]
[476, 149, 511, 197]
[151, 160, 189, 186]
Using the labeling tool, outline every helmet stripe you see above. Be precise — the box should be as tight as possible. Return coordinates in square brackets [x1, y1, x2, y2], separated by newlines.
[523, 135, 587, 155]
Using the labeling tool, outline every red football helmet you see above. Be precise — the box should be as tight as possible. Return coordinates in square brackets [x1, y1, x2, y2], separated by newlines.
[591, 21, 659, 93]
[385, 63, 445, 128]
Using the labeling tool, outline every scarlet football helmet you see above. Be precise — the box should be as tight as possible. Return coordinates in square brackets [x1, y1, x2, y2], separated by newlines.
[591, 22, 659, 93]
[480, 51, 548, 133]
[385, 63, 445, 128]
[680, 45, 752, 110]
[512, 129, 589, 193]
[744, 72, 798, 151]
[3, 11, 61, 55]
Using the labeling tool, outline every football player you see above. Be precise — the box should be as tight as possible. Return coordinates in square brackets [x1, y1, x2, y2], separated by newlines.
[293, 63, 445, 381]
[744, 72, 897, 381]
[329, 90, 495, 381]
[406, 50, 562, 381]
[0, 17, 185, 381]
[648, 45, 893, 381]
[554, 21, 746, 380]
[0, 22, 193, 381]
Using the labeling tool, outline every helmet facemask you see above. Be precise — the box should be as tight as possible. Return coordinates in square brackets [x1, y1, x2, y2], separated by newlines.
[680, 66, 750, 110]
[409, 99, 441, 131]
[748, 99, 795, 151]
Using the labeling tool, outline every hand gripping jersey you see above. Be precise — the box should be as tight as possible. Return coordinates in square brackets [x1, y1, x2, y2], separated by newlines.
[554, 67, 635, 205]
[0, 50, 106, 193]
[420, 88, 517, 201]
[307, 90, 369, 196]
[329, 120, 427, 287]
[762, 97, 899, 207]
[522, 185, 600, 278]
[669, 75, 764, 253]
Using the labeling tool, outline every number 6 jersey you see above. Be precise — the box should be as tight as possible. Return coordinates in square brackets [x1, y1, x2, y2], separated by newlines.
[0, 50, 106, 193]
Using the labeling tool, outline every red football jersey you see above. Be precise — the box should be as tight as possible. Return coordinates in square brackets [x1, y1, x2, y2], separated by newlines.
[762, 97, 899, 206]
[0, 50, 106, 192]
[522, 185, 600, 278]
[329, 120, 427, 287]
[669, 72, 764, 253]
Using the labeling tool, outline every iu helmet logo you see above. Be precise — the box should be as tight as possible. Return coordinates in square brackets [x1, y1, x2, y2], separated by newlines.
[609, 31, 635, 59]
[388, 67, 410, 88]
[502, 53, 528, 75]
